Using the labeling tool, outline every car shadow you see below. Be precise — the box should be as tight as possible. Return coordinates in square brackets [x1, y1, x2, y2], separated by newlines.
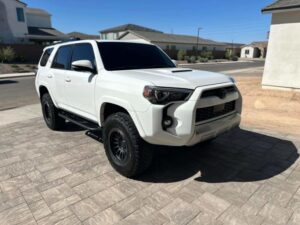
[0, 80, 18, 85]
[58, 122, 86, 132]
[138, 127, 299, 183]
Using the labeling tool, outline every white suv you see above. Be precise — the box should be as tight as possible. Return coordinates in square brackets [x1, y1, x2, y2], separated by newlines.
[36, 40, 242, 177]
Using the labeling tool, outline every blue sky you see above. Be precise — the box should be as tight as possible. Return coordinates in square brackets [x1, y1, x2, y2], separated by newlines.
[25, 0, 274, 44]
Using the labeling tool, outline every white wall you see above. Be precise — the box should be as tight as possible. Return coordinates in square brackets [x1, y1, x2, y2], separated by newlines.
[26, 13, 51, 28]
[0, 0, 28, 43]
[262, 10, 300, 90]
[241, 46, 256, 58]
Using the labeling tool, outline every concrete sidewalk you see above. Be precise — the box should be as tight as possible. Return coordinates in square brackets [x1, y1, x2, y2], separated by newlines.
[0, 72, 35, 79]
[0, 104, 41, 126]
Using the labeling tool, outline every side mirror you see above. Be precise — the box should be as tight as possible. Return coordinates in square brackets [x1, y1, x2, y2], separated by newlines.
[171, 59, 178, 67]
[71, 60, 95, 73]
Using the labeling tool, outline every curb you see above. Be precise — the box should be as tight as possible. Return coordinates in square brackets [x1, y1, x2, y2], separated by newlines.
[0, 72, 35, 79]
[178, 60, 254, 66]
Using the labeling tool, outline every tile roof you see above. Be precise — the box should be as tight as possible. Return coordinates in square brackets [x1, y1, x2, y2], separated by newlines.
[262, 0, 300, 13]
[100, 24, 162, 34]
[26, 7, 51, 16]
[27, 27, 67, 38]
[120, 30, 226, 46]
[68, 32, 99, 40]
[242, 41, 268, 48]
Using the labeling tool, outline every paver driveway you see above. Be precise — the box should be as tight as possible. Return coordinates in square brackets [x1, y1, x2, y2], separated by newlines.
[0, 117, 300, 225]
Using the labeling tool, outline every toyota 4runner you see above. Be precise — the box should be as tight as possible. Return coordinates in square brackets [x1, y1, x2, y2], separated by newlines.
[36, 40, 242, 177]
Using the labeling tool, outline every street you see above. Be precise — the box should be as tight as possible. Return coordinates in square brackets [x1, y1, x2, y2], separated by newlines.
[0, 61, 264, 111]
[0, 77, 38, 111]
[181, 60, 265, 73]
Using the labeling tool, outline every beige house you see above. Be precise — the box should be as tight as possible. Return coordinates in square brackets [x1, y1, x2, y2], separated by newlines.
[240, 41, 268, 58]
[118, 30, 227, 52]
[100, 24, 227, 53]
[262, 0, 300, 90]
[0, 0, 67, 44]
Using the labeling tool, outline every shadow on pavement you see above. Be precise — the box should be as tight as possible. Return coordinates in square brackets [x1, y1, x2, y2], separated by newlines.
[138, 128, 299, 183]
[58, 121, 86, 132]
[0, 80, 18, 85]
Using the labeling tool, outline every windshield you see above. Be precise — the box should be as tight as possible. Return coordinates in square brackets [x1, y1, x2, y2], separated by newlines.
[98, 42, 176, 71]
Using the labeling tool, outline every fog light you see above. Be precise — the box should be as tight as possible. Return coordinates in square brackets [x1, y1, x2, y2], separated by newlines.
[163, 117, 173, 129]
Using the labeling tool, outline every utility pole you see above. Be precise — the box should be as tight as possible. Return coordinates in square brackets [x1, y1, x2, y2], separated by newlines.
[196, 27, 202, 56]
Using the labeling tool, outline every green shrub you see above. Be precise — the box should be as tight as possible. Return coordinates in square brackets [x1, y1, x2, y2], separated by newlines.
[200, 57, 208, 63]
[15, 55, 27, 63]
[0, 47, 16, 63]
[231, 56, 239, 61]
[189, 56, 196, 63]
[201, 51, 214, 60]
[177, 49, 187, 61]
[184, 55, 190, 61]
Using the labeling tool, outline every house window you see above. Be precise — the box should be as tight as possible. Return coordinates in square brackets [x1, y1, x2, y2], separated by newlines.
[202, 46, 208, 51]
[16, 8, 25, 22]
[245, 50, 250, 54]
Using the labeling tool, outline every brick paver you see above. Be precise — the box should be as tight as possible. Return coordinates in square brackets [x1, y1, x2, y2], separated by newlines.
[0, 117, 300, 225]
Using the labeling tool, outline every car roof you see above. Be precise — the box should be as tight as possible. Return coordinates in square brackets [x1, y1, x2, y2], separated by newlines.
[43, 39, 153, 51]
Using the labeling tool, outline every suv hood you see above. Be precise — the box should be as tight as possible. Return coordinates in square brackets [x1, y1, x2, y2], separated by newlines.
[113, 68, 232, 89]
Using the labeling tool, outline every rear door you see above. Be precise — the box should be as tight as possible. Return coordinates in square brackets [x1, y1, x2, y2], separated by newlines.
[64, 43, 98, 120]
[50, 45, 73, 107]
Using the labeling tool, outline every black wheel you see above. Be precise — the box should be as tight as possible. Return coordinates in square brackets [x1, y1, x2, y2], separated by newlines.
[103, 112, 153, 178]
[41, 93, 65, 130]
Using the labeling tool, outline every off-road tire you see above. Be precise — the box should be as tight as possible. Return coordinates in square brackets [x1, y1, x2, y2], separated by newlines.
[41, 93, 65, 130]
[103, 112, 153, 178]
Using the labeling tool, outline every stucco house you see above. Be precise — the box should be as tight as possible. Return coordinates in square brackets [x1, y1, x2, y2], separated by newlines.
[118, 30, 227, 52]
[262, 0, 300, 90]
[68, 32, 99, 40]
[100, 24, 162, 40]
[0, 0, 67, 44]
[100, 24, 227, 52]
[240, 41, 268, 58]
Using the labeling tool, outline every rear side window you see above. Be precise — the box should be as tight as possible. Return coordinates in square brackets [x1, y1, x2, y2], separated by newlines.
[71, 44, 96, 68]
[52, 45, 73, 70]
[40, 48, 53, 67]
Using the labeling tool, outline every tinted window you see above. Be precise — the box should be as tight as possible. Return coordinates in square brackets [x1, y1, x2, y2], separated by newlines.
[71, 44, 95, 68]
[16, 8, 25, 22]
[52, 46, 72, 70]
[40, 48, 53, 67]
[97, 42, 175, 71]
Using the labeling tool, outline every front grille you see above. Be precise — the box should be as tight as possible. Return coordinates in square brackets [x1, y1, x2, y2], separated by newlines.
[201, 86, 236, 99]
[196, 101, 236, 122]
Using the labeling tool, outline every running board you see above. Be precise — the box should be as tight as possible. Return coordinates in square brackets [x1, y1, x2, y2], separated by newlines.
[58, 111, 101, 131]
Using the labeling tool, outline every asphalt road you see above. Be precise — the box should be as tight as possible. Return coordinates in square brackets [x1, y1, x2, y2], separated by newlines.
[180, 60, 265, 72]
[0, 60, 264, 111]
[0, 77, 39, 111]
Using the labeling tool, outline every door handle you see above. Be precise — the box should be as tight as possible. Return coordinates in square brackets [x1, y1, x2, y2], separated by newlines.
[65, 78, 71, 82]
[47, 74, 53, 78]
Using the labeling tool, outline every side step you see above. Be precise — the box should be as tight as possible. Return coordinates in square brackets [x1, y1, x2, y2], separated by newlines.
[58, 111, 101, 131]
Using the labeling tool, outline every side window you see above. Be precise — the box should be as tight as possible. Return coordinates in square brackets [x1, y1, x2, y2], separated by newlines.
[52, 45, 73, 70]
[16, 8, 25, 22]
[71, 44, 96, 70]
[40, 48, 53, 67]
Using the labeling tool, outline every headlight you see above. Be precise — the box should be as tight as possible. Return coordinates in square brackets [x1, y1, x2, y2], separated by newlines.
[143, 86, 192, 104]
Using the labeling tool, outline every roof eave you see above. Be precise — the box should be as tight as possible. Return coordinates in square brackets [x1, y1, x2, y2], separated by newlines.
[262, 5, 300, 14]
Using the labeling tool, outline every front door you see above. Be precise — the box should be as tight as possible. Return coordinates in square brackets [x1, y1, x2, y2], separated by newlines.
[50, 45, 73, 107]
[64, 43, 97, 120]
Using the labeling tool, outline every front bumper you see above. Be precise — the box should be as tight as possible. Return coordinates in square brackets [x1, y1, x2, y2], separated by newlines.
[136, 82, 242, 146]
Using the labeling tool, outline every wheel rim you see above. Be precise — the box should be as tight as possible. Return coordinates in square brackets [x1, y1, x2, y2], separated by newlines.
[108, 128, 129, 165]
